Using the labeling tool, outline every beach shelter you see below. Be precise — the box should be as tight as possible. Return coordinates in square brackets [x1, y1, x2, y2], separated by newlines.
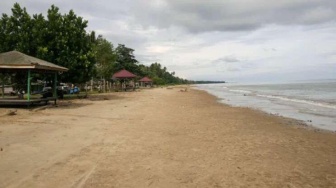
[139, 76, 153, 87]
[0, 51, 68, 106]
[112, 69, 137, 91]
[112, 69, 137, 79]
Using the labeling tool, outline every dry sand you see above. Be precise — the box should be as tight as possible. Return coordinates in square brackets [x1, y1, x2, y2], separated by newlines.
[0, 87, 335, 187]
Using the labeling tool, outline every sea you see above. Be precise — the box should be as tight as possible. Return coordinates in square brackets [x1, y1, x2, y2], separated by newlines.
[195, 80, 336, 131]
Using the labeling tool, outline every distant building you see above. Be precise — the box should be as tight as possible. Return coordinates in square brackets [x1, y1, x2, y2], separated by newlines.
[139, 76, 153, 87]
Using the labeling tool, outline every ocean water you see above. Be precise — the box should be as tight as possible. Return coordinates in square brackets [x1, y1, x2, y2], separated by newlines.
[195, 80, 336, 131]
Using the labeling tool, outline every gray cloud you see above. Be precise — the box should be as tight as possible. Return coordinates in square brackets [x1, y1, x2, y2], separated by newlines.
[3, 1, 335, 35]
[1, 0, 336, 81]
[212, 56, 241, 65]
[135, 54, 161, 65]
[0, 0, 130, 20]
[216, 67, 241, 72]
[131, 0, 336, 33]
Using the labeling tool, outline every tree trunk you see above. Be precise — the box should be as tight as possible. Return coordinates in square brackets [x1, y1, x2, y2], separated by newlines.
[90, 77, 93, 92]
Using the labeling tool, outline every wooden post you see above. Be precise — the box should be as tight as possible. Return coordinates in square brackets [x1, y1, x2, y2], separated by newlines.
[1, 82, 4, 98]
[90, 77, 93, 92]
[100, 77, 103, 92]
[53, 72, 57, 99]
[27, 70, 31, 101]
[1, 74, 4, 98]
[103, 79, 106, 93]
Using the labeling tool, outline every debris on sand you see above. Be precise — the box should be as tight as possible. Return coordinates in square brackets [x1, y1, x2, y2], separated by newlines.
[1, 109, 17, 116]
[32, 105, 53, 112]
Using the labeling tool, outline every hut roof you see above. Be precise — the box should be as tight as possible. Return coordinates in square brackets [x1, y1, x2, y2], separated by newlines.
[139, 76, 152, 82]
[112, 69, 136, 78]
[0, 51, 68, 72]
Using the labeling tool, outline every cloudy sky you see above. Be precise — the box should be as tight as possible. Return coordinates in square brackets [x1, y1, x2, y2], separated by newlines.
[1, 0, 336, 82]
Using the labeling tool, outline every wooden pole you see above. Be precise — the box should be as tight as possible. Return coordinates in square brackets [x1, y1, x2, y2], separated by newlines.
[103, 79, 106, 93]
[1, 73, 4, 98]
[53, 72, 57, 99]
[91, 77, 93, 92]
[1, 82, 4, 98]
[27, 70, 31, 101]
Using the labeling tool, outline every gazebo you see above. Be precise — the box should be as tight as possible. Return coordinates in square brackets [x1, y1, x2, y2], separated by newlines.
[0, 51, 68, 106]
[112, 69, 137, 91]
[139, 76, 153, 87]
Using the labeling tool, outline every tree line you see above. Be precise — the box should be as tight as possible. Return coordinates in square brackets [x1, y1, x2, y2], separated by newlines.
[189, 81, 226, 84]
[0, 3, 189, 85]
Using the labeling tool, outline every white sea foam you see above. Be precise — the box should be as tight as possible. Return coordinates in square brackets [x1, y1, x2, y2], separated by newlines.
[229, 89, 251, 94]
[256, 94, 336, 110]
[195, 81, 336, 131]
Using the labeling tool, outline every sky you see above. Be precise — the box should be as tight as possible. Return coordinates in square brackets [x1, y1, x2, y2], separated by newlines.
[1, 0, 336, 82]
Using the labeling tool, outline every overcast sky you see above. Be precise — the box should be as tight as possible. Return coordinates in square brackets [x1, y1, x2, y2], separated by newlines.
[1, 0, 336, 82]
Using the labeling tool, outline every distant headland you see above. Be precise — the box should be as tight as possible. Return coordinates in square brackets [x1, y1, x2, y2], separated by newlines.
[189, 81, 226, 84]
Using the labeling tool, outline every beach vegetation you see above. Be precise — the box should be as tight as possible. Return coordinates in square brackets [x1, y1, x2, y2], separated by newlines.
[93, 35, 117, 80]
[0, 3, 95, 84]
[0, 3, 188, 89]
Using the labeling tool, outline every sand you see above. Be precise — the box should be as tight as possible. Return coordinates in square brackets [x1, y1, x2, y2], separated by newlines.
[0, 87, 335, 187]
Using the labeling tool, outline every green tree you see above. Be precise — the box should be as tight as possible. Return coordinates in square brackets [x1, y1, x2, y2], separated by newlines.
[0, 3, 96, 84]
[39, 6, 95, 83]
[114, 44, 141, 75]
[144, 62, 187, 85]
[94, 35, 117, 79]
[0, 3, 188, 86]
[0, 3, 32, 53]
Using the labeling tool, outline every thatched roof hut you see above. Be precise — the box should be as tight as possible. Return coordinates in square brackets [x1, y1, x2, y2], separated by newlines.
[0, 51, 68, 72]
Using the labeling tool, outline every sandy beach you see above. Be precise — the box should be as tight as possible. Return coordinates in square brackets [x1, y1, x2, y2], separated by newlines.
[0, 87, 335, 187]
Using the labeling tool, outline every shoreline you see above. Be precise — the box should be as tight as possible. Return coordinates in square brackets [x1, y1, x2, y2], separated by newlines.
[192, 87, 336, 134]
[193, 84, 336, 133]
[0, 87, 335, 187]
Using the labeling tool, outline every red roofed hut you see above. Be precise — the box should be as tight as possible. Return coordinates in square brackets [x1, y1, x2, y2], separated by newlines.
[139, 76, 153, 87]
[112, 69, 137, 91]
[112, 69, 136, 79]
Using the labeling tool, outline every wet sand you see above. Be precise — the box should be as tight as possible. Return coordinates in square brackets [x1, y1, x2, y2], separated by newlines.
[0, 87, 335, 187]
